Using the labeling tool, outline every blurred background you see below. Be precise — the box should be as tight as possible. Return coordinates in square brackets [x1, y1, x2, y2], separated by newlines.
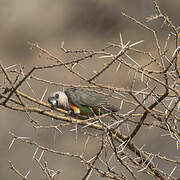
[0, 0, 180, 179]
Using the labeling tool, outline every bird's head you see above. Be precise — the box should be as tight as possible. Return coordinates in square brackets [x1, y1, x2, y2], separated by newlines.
[48, 91, 70, 110]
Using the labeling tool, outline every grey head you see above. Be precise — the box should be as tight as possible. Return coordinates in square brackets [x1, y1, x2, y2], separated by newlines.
[48, 91, 70, 110]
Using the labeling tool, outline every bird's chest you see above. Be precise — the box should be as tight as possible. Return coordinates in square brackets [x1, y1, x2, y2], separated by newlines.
[70, 104, 104, 116]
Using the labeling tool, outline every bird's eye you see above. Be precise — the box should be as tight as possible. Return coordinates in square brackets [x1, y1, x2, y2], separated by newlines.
[55, 94, 59, 99]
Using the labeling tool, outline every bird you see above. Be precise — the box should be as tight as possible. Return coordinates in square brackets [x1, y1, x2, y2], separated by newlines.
[48, 88, 119, 117]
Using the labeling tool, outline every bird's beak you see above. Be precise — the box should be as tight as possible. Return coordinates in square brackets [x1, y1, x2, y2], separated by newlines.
[48, 97, 57, 107]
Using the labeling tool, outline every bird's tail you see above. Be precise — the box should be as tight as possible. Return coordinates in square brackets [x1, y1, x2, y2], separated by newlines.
[101, 104, 119, 112]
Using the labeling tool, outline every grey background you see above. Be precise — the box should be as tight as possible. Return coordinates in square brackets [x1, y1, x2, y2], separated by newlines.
[0, 0, 179, 179]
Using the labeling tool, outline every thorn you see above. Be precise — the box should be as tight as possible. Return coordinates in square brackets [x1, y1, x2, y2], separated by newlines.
[25, 170, 31, 178]
[8, 138, 16, 150]
[5, 64, 18, 70]
[38, 150, 45, 162]
[168, 166, 176, 179]
[55, 127, 63, 135]
[61, 41, 65, 48]
[172, 46, 180, 57]
[98, 54, 113, 59]
[115, 62, 121, 72]
[119, 100, 123, 110]
[129, 40, 144, 48]
[33, 147, 39, 159]
[40, 88, 48, 102]
[119, 33, 124, 47]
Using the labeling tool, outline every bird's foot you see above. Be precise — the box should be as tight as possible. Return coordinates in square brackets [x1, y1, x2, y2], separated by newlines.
[66, 110, 76, 117]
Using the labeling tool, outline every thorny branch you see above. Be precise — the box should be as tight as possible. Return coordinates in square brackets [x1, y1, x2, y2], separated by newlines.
[1, 1, 180, 179]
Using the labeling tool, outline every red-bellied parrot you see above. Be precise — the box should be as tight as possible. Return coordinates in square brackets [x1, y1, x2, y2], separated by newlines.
[48, 88, 118, 116]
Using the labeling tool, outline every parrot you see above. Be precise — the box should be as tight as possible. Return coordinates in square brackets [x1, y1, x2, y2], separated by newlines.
[48, 88, 119, 116]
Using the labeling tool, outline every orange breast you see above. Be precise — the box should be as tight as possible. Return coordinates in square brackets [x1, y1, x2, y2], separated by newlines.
[70, 104, 80, 114]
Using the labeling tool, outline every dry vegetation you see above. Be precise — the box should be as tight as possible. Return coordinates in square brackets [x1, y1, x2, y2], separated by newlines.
[1, 1, 180, 179]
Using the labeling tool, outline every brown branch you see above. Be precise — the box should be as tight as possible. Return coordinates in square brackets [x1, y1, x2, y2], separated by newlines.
[8, 161, 27, 180]
[127, 90, 168, 141]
